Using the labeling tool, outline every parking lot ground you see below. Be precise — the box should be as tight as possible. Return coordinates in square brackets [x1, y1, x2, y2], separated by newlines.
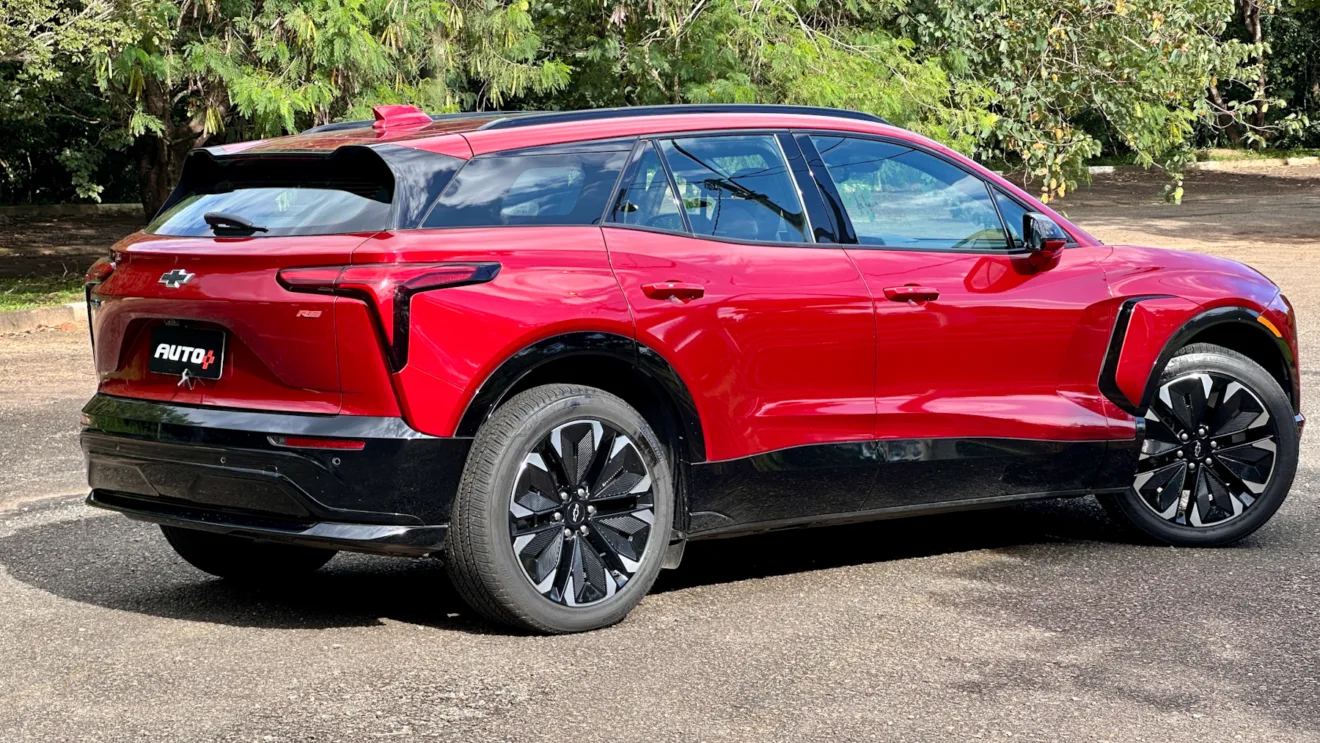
[2, 166, 1319, 742]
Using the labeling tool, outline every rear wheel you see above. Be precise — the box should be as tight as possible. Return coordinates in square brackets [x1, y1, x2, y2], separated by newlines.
[1103, 343, 1298, 546]
[446, 384, 673, 633]
[160, 525, 337, 580]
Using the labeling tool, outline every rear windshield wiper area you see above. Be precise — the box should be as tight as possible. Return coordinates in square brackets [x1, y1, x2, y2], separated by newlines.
[204, 211, 268, 234]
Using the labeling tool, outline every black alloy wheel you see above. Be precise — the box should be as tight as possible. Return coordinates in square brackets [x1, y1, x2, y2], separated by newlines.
[1105, 343, 1298, 546]
[1135, 371, 1279, 527]
[509, 419, 657, 606]
[447, 384, 673, 633]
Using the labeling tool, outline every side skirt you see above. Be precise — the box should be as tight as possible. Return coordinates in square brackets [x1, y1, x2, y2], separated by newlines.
[687, 435, 1140, 538]
[688, 488, 1124, 541]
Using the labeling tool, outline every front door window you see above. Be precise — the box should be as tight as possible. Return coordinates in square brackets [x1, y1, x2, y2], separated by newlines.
[809, 135, 1009, 251]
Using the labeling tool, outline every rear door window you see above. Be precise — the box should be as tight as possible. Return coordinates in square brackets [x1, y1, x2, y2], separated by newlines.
[658, 135, 810, 243]
[423, 148, 629, 228]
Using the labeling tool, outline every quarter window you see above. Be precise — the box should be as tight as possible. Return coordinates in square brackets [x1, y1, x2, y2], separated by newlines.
[810, 136, 1009, 250]
[423, 150, 628, 228]
[607, 142, 684, 231]
[992, 189, 1030, 249]
[659, 135, 809, 243]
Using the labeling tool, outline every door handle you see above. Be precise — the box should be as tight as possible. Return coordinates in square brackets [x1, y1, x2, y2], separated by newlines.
[642, 281, 705, 302]
[882, 285, 939, 303]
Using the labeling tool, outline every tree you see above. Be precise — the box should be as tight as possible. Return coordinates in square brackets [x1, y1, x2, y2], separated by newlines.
[3, 0, 572, 213]
[522, 0, 994, 154]
[0, 0, 1302, 208]
[902, 0, 1260, 203]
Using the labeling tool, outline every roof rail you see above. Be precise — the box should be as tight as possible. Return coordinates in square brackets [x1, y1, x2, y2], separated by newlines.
[478, 105, 890, 131]
[299, 111, 517, 135]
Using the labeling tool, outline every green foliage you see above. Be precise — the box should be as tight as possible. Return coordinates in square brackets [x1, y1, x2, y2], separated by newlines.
[903, 0, 1258, 204]
[1263, 1, 1320, 148]
[0, 0, 1307, 207]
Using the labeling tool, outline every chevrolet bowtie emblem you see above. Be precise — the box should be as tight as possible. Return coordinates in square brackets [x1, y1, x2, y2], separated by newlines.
[159, 269, 194, 288]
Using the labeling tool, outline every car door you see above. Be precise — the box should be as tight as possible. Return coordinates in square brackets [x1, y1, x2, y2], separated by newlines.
[798, 133, 1119, 509]
[602, 134, 877, 529]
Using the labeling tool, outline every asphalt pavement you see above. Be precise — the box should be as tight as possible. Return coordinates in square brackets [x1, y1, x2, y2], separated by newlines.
[2, 166, 1319, 742]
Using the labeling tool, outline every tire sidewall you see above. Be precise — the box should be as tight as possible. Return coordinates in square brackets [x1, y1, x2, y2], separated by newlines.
[1115, 348, 1299, 546]
[460, 388, 674, 632]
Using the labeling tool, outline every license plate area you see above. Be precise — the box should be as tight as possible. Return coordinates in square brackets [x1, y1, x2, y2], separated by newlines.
[148, 324, 226, 380]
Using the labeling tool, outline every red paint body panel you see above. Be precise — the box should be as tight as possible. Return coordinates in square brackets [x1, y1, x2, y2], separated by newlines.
[88, 110, 1299, 473]
[351, 227, 635, 437]
[236, 117, 499, 154]
[844, 246, 1122, 441]
[92, 232, 377, 414]
[1099, 245, 1294, 414]
[603, 227, 875, 461]
[1113, 296, 1202, 408]
[1102, 245, 1280, 313]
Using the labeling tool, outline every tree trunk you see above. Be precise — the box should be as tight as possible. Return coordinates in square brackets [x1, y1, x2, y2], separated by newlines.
[136, 80, 217, 217]
[1207, 81, 1244, 146]
[1243, 0, 1268, 136]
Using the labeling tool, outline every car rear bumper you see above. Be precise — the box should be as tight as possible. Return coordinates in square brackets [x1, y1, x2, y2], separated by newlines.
[86, 491, 448, 556]
[80, 394, 472, 556]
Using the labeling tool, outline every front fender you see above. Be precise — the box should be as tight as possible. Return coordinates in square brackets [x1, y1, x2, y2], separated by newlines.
[1101, 299, 1293, 416]
[1099, 245, 1292, 416]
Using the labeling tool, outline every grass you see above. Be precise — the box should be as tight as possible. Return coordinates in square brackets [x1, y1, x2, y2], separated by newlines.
[0, 275, 85, 312]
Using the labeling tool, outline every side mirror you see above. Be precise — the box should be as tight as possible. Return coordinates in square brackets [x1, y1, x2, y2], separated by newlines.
[1022, 212, 1068, 269]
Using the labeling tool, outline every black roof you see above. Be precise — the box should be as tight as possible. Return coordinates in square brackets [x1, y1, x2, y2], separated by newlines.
[300, 105, 888, 136]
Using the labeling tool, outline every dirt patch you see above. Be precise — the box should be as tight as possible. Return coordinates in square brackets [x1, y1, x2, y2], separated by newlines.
[0, 214, 145, 280]
[1060, 164, 1320, 322]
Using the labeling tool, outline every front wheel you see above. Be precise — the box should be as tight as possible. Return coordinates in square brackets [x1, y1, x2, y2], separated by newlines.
[1103, 343, 1299, 546]
[446, 384, 673, 633]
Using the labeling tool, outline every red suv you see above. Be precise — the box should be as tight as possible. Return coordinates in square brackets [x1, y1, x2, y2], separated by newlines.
[81, 104, 1302, 632]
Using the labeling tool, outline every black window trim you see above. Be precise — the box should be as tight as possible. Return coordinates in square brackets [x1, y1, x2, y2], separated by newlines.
[597, 138, 646, 227]
[775, 133, 836, 243]
[648, 138, 695, 234]
[794, 129, 1081, 256]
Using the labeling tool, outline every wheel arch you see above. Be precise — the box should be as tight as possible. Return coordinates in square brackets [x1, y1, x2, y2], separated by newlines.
[1101, 300, 1298, 416]
[454, 331, 707, 467]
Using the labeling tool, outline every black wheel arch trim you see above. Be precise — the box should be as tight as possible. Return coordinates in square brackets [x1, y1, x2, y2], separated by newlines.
[453, 331, 707, 464]
[1099, 298, 1297, 416]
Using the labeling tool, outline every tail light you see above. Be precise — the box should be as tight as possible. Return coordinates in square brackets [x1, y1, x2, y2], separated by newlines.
[85, 255, 116, 284]
[84, 253, 118, 356]
[277, 262, 500, 370]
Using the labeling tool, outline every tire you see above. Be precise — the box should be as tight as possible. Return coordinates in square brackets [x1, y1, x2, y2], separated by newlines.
[446, 384, 674, 633]
[160, 525, 337, 581]
[1103, 342, 1299, 546]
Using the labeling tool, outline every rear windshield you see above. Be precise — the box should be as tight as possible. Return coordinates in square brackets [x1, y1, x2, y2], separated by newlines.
[148, 188, 392, 237]
[422, 150, 629, 228]
[147, 149, 397, 237]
